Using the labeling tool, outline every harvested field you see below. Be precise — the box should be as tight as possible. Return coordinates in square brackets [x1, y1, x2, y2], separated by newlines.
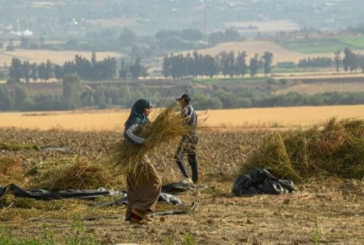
[88, 17, 138, 28]
[185, 40, 364, 64]
[228, 20, 300, 33]
[1, 105, 364, 131]
[183, 40, 332, 64]
[0, 128, 363, 244]
[275, 82, 364, 95]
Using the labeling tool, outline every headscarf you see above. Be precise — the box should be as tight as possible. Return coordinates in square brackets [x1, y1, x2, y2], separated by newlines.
[124, 99, 152, 129]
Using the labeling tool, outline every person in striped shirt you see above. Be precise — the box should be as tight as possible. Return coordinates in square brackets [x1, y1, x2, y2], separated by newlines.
[175, 93, 199, 184]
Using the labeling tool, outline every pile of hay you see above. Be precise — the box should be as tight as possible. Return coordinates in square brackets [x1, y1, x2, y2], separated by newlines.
[0, 157, 25, 186]
[29, 157, 111, 191]
[114, 103, 196, 174]
[242, 118, 364, 181]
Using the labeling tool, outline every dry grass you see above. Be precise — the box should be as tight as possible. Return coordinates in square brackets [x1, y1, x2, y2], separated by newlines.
[0, 49, 122, 65]
[113, 103, 196, 175]
[1, 105, 364, 131]
[28, 157, 112, 191]
[0, 157, 25, 186]
[242, 118, 364, 181]
[0, 128, 364, 244]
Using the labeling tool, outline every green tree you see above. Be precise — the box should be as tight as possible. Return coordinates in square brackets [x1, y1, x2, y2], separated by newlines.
[235, 51, 248, 77]
[54, 65, 64, 81]
[31, 63, 38, 82]
[204, 55, 219, 78]
[62, 74, 81, 106]
[334, 50, 341, 73]
[130, 58, 142, 80]
[20, 37, 30, 49]
[119, 28, 137, 47]
[22, 61, 32, 83]
[6, 41, 15, 51]
[8, 58, 23, 83]
[262, 52, 273, 75]
[37, 63, 47, 81]
[13, 84, 30, 110]
[249, 54, 259, 77]
[119, 59, 129, 79]
[0, 86, 13, 110]
[343, 48, 357, 73]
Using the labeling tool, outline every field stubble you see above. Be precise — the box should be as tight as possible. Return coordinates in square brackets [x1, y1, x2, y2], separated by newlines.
[0, 128, 363, 244]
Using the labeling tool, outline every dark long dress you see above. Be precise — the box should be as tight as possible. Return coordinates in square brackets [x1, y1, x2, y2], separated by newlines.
[123, 123, 162, 221]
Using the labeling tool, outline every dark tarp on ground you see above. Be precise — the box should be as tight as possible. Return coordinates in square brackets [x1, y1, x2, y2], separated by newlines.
[0, 184, 183, 205]
[0, 184, 120, 200]
[108, 193, 183, 207]
[232, 167, 297, 196]
[161, 182, 196, 193]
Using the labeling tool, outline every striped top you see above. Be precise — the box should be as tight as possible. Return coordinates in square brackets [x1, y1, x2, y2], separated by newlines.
[123, 124, 145, 145]
[182, 105, 198, 137]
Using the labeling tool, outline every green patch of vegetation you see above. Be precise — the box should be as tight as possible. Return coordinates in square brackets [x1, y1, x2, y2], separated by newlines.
[280, 36, 364, 54]
[182, 232, 196, 245]
[312, 220, 323, 244]
[272, 67, 319, 73]
[279, 38, 347, 54]
[337, 36, 364, 49]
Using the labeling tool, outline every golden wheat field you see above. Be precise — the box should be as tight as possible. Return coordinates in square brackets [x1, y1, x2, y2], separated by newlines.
[1, 105, 364, 131]
[0, 49, 122, 65]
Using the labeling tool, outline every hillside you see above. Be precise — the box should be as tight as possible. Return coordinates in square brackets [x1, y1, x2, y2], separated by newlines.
[183, 39, 364, 64]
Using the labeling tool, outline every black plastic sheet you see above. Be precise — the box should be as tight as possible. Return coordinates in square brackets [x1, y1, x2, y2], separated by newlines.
[232, 167, 297, 196]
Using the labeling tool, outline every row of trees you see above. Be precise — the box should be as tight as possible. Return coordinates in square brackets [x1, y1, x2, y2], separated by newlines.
[298, 57, 333, 68]
[7, 53, 149, 83]
[3, 76, 364, 111]
[0, 75, 160, 111]
[162, 51, 273, 79]
[297, 48, 364, 72]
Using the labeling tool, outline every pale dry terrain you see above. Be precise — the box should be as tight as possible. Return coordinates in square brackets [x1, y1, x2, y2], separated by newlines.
[1, 105, 364, 131]
[87, 17, 138, 28]
[0, 49, 122, 65]
[275, 82, 364, 95]
[185, 40, 364, 64]
[228, 20, 300, 33]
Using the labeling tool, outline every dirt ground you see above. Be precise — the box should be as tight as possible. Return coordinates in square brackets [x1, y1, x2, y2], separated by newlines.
[1, 130, 364, 244]
[3, 179, 364, 245]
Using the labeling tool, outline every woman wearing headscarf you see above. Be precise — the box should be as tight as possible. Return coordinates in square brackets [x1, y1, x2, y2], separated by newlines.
[123, 99, 162, 223]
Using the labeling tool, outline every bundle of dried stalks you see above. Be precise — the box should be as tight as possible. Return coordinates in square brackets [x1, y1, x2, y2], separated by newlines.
[114, 103, 197, 175]
[242, 118, 364, 181]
